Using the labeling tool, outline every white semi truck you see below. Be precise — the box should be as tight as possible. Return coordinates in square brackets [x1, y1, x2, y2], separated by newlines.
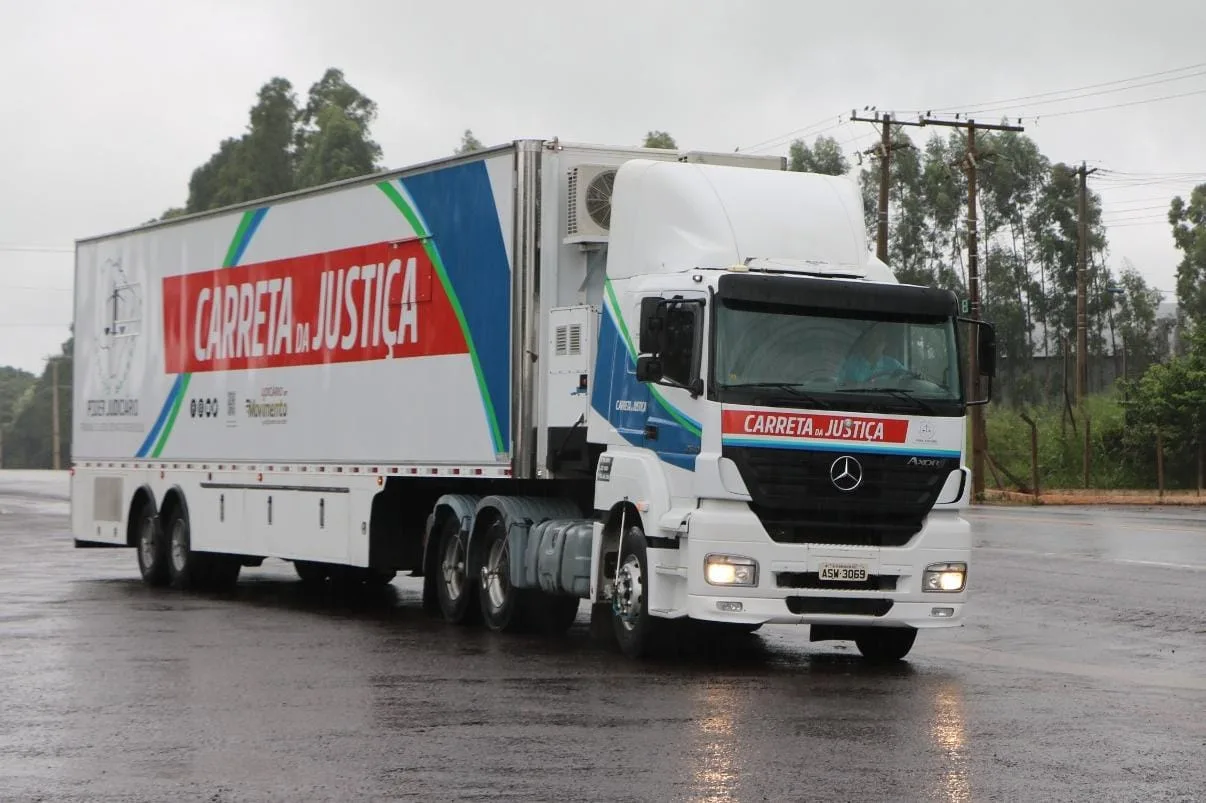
[70, 139, 996, 662]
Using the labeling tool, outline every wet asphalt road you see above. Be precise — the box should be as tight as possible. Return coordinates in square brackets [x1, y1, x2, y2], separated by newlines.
[1, 471, 1203, 802]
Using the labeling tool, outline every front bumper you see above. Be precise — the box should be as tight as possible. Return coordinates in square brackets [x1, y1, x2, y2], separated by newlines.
[678, 501, 970, 630]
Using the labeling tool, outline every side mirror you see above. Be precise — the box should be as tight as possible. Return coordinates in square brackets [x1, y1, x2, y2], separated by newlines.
[638, 297, 665, 354]
[978, 322, 997, 379]
[635, 355, 663, 383]
[958, 317, 997, 406]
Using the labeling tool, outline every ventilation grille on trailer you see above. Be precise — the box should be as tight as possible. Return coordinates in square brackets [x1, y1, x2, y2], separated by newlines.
[567, 168, 579, 236]
[555, 323, 583, 356]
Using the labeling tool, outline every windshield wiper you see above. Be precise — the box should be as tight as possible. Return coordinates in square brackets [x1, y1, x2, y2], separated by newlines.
[720, 382, 831, 409]
[839, 387, 939, 414]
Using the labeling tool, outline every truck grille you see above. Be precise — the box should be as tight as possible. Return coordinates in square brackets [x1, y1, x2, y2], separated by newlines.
[723, 446, 953, 547]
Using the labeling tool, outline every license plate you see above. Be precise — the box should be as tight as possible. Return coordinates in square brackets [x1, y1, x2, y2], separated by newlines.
[818, 562, 868, 582]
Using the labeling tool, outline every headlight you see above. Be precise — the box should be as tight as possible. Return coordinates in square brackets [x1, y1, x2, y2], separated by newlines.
[923, 562, 966, 593]
[704, 554, 758, 587]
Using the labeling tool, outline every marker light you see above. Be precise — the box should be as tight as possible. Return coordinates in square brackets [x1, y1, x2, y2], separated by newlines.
[923, 562, 967, 593]
[704, 554, 759, 587]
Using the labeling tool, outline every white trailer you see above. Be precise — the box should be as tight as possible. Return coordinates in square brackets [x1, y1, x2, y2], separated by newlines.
[71, 139, 996, 661]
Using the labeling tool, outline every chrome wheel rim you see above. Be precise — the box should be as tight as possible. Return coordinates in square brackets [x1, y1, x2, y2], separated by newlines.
[441, 529, 466, 601]
[613, 554, 644, 631]
[482, 531, 510, 610]
[139, 517, 155, 568]
[170, 519, 188, 573]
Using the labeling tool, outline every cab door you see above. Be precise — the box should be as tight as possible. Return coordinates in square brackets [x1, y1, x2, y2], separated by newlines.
[634, 293, 706, 473]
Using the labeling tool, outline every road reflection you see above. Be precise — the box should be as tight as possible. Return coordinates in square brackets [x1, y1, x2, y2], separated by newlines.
[931, 682, 971, 802]
[690, 680, 742, 803]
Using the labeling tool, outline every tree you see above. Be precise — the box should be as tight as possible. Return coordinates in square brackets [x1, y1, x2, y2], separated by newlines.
[244, 77, 300, 198]
[294, 103, 382, 188]
[1110, 260, 1167, 380]
[1169, 183, 1206, 332]
[1, 338, 72, 469]
[0, 366, 36, 433]
[643, 131, 676, 149]
[455, 129, 483, 155]
[178, 68, 382, 214]
[1123, 325, 1206, 488]
[294, 68, 381, 188]
[154, 207, 187, 223]
[186, 137, 247, 213]
[788, 134, 849, 176]
[919, 132, 968, 294]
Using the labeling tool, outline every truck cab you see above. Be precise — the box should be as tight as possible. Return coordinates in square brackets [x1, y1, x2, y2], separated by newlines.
[585, 158, 996, 660]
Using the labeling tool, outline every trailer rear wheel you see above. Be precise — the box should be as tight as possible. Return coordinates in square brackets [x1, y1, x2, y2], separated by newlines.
[166, 507, 202, 591]
[164, 505, 239, 591]
[854, 626, 917, 663]
[134, 500, 170, 587]
[435, 514, 479, 624]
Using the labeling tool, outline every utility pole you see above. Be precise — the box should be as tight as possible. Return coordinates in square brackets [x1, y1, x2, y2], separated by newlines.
[912, 115, 1024, 500]
[1074, 162, 1099, 488]
[51, 358, 61, 472]
[1074, 162, 1098, 405]
[850, 111, 925, 262]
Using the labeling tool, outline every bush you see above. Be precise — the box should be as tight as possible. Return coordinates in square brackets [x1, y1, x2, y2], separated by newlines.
[985, 391, 1200, 491]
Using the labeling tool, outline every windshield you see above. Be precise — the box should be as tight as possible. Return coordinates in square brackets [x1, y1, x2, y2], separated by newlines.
[713, 298, 964, 412]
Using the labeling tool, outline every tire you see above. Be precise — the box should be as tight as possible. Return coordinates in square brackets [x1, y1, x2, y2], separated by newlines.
[134, 499, 170, 587]
[165, 503, 236, 591]
[435, 513, 479, 624]
[478, 516, 525, 632]
[611, 525, 663, 659]
[165, 504, 202, 591]
[854, 626, 917, 663]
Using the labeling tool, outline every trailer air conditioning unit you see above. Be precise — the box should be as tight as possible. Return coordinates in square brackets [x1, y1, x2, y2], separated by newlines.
[566, 165, 616, 243]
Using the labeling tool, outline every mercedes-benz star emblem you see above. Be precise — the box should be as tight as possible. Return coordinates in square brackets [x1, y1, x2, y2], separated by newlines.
[829, 455, 863, 492]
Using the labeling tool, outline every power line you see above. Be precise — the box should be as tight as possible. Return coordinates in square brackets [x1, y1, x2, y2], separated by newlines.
[1102, 215, 1171, 225]
[0, 285, 72, 292]
[911, 84, 1206, 129]
[1101, 203, 1173, 213]
[750, 118, 853, 155]
[738, 113, 847, 153]
[1107, 219, 1175, 229]
[1098, 168, 1206, 177]
[925, 61, 1206, 115]
[1037, 86, 1206, 119]
[954, 69, 1206, 117]
[743, 61, 1206, 162]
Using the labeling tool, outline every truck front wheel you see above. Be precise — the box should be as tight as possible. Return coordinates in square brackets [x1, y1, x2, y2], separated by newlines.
[612, 525, 662, 659]
[854, 626, 917, 663]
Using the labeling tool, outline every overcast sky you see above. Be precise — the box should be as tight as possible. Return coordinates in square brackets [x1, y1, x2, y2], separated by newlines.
[2, 0, 1205, 374]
